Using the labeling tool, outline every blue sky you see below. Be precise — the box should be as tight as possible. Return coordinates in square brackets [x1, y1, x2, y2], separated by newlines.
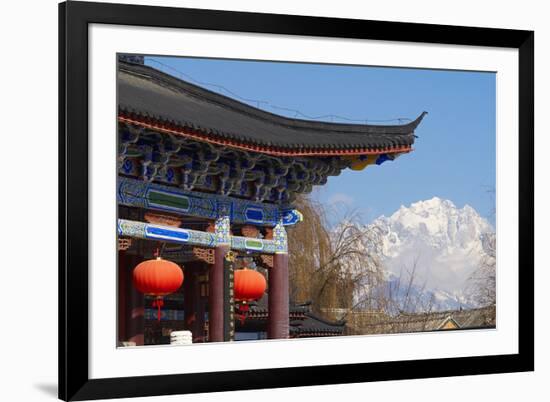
[145, 56, 496, 226]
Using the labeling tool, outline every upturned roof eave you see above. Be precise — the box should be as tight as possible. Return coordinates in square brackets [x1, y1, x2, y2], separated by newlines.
[118, 61, 426, 155]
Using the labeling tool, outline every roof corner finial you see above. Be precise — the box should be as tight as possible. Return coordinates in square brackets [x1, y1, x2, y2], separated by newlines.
[410, 111, 428, 128]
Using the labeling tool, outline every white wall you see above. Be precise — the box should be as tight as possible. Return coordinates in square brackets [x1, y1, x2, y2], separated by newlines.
[0, 0, 546, 401]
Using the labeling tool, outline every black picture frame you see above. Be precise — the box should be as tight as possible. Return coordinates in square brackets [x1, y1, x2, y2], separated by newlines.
[59, 1, 534, 400]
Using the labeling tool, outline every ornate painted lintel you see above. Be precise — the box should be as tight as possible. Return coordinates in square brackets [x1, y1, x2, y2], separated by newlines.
[118, 219, 278, 254]
[117, 219, 216, 248]
[118, 176, 302, 227]
[230, 236, 276, 254]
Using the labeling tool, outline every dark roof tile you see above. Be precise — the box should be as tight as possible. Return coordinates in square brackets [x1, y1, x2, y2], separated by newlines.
[118, 61, 426, 152]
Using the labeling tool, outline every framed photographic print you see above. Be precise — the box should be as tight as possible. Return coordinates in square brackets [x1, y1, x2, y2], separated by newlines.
[59, 1, 534, 400]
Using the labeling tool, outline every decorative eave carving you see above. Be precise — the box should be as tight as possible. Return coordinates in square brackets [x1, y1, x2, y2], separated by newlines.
[118, 123, 351, 203]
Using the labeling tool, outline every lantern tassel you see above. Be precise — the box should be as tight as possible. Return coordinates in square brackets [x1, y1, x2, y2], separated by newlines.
[152, 298, 164, 322]
[236, 302, 250, 324]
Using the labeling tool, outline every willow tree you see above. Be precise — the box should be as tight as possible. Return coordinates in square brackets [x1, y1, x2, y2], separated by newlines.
[466, 233, 496, 306]
[286, 195, 385, 319]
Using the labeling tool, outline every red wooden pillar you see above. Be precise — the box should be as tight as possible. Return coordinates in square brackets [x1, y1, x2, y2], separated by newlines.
[190, 270, 203, 341]
[268, 221, 289, 339]
[127, 254, 144, 345]
[118, 251, 128, 344]
[128, 296, 144, 345]
[268, 253, 289, 338]
[210, 245, 227, 342]
[118, 251, 144, 345]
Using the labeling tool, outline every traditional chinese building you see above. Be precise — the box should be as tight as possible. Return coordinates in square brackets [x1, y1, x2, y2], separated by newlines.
[116, 57, 426, 346]
[235, 299, 346, 340]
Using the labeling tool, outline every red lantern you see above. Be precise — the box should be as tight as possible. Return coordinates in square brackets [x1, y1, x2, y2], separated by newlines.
[132, 257, 184, 321]
[234, 269, 266, 302]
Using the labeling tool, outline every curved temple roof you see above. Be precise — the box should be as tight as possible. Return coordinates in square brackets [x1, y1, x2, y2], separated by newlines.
[118, 61, 426, 157]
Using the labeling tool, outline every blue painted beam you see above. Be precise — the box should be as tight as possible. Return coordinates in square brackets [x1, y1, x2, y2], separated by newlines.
[118, 219, 216, 247]
[117, 219, 280, 254]
[117, 177, 302, 226]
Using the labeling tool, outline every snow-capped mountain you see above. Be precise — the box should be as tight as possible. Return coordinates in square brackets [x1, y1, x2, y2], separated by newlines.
[369, 197, 494, 310]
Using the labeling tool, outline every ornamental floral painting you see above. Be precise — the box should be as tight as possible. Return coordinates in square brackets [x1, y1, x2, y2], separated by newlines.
[116, 54, 496, 347]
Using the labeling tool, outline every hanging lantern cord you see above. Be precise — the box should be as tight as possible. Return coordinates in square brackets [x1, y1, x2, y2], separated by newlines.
[152, 297, 164, 322]
[154, 243, 167, 259]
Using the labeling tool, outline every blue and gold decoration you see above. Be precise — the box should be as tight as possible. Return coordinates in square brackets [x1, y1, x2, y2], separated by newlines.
[345, 153, 403, 171]
[273, 219, 288, 254]
[118, 177, 302, 227]
[215, 215, 231, 245]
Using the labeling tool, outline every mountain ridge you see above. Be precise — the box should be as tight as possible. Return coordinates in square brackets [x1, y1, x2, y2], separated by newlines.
[367, 197, 494, 311]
